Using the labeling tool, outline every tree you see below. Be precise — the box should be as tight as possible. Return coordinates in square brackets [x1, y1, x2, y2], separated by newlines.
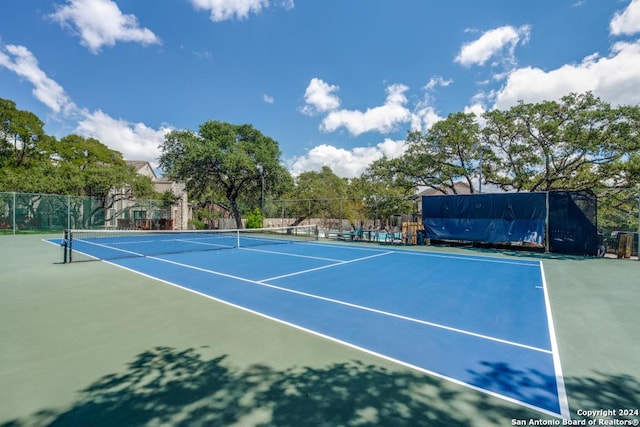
[396, 112, 481, 194]
[0, 98, 47, 168]
[48, 134, 154, 197]
[48, 134, 156, 227]
[0, 98, 53, 193]
[352, 158, 416, 227]
[0, 99, 155, 218]
[481, 92, 640, 192]
[159, 121, 287, 229]
[283, 166, 349, 227]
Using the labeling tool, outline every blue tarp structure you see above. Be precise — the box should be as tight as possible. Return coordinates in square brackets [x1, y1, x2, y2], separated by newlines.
[422, 191, 598, 255]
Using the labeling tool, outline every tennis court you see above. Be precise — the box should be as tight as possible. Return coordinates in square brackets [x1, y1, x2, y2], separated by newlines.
[1, 233, 638, 426]
[60, 227, 566, 417]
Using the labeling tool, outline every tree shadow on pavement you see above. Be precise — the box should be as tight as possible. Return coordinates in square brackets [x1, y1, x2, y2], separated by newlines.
[2, 346, 637, 426]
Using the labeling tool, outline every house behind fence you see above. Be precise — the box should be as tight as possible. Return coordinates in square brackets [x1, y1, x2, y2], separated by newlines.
[0, 160, 190, 233]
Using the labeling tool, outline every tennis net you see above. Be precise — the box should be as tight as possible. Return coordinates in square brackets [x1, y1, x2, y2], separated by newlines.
[62, 224, 318, 263]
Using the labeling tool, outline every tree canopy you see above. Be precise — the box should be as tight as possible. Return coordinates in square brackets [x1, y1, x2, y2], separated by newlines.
[0, 98, 155, 202]
[379, 92, 640, 202]
[159, 121, 290, 228]
[395, 112, 481, 194]
[481, 92, 640, 192]
[280, 166, 350, 227]
[0, 98, 47, 168]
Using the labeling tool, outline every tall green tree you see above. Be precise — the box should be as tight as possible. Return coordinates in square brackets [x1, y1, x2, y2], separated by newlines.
[481, 92, 640, 192]
[396, 112, 481, 194]
[351, 157, 416, 227]
[48, 134, 156, 227]
[0, 98, 47, 168]
[159, 121, 288, 228]
[1, 99, 154, 208]
[283, 166, 349, 226]
[46, 134, 154, 197]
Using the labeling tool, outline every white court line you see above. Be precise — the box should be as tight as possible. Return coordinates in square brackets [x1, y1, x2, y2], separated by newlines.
[77, 237, 233, 254]
[260, 251, 394, 281]
[239, 246, 345, 262]
[394, 250, 541, 267]
[111, 235, 232, 246]
[78, 238, 146, 257]
[174, 239, 232, 249]
[137, 253, 551, 355]
[539, 261, 571, 420]
[303, 241, 542, 267]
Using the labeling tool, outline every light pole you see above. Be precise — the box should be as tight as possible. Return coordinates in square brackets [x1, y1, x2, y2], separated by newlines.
[257, 164, 265, 228]
[479, 146, 483, 193]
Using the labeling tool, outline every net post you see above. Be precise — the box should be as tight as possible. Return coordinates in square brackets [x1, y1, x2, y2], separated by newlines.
[62, 230, 69, 264]
[68, 230, 73, 263]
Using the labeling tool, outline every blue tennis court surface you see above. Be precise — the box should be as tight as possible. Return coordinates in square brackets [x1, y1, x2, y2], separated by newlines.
[68, 237, 569, 418]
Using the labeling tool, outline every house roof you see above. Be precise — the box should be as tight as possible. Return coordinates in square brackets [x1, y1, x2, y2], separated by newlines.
[125, 160, 157, 179]
[418, 182, 472, 196]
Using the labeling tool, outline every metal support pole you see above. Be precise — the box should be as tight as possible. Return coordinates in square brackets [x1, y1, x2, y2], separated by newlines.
[479, 147, 483, 194]
[637, 188, 640, 261]
[545, 192, 550, 253]
[258, 165, 265, 228]
[12, 192, 16, 235]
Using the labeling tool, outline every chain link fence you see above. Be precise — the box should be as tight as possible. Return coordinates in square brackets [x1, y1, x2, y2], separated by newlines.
[597, 188, 640, 257]
[5, 190, 635, 256]
[197, 197, 416, 231]
[0, 192, 179, 234]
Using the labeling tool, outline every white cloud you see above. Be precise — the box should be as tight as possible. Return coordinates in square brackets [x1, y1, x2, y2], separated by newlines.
[301, 78, 341, 115]
[493, 40, 640, 110]
[455, 25, 531, 67]
[463, 91, 489, 123]
[263, 94, 274, 104]
[610, 0, 640, 36]
[411, 105, 443, 131]
[50, 0, 160, 54]
[189, 0, 288, 22]
[0, 43, 76, 114]
[424, 76, 453, 91]
[320, 84, 412, 136]
[413, 78, 449, 130]
[76, 110, 172, 167]
[302, 79, 444, 136]
[287, 138, 407, 178]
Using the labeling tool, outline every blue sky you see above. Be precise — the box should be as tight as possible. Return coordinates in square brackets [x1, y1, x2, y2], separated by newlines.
[1, 0, 640, 178]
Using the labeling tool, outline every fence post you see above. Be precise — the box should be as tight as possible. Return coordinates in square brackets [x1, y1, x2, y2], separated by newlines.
[12, 192, 16, 235]
[545, 192, 550, 253]
[67, 195, 71, 231]
[637, 189, 640, 261]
